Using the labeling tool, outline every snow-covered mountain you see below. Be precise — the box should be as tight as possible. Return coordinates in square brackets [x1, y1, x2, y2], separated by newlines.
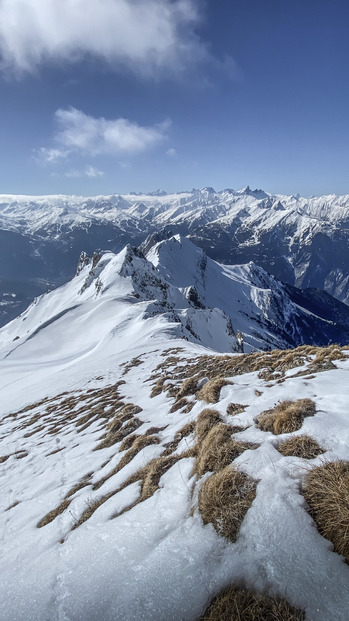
[1, 187, 349, 326]
[2, 235, 349, 358]
[1, 233, 349, 620]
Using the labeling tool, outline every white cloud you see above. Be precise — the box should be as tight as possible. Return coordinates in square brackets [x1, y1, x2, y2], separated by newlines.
[85, 165, 104, 178]
[0, 0, 205, 76]
[166, 148, 177, 157]
[36, 147, 70, 163]
[38, 107, 169, 161]
[65, 166, 104, 178]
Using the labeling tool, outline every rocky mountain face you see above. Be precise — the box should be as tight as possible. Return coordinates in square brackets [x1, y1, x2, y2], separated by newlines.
[2, 235, 349, 356]
[1, 187, 349, 329]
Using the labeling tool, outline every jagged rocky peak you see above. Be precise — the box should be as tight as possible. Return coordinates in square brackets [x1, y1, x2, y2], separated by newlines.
[76, 251, 91, 275]
[185, 286, 205, 309]
[139, 230, 174, 256]
[76, 251, 102, 276]
[238, 185, 268, 199]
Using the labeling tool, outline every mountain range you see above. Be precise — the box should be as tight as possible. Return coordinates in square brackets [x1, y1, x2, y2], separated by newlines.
[1, 187, 349, 330]
[1, 190, 349, 620]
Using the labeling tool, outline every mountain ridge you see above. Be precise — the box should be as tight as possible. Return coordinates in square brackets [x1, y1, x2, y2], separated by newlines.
[3, 236, 349, 359]
[1, 186, 349, 328]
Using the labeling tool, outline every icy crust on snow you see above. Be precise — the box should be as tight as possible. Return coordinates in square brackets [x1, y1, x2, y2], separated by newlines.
[0, 325, 349, 620]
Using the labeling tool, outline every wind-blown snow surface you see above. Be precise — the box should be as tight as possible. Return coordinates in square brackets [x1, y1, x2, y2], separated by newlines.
[2, 186, 349, 326]
[0, 245, 349, 620]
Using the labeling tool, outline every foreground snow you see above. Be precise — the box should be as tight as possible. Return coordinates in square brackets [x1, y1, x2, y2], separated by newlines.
[0, 248, 349, 620]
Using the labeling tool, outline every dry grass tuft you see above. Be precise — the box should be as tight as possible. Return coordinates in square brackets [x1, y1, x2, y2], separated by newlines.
[195, 409, 222, 438]
[87, 454, 187, 527]
[119, 433, 138, 451]
[95, 412, 142, 450]
[6, 501, 20, 511]
[303, 460, 349, 562]
[72, 492, 117, 529]
[256, 399, 316, 435]
[94, 434, 160, 491]
[114, 435, 160, 473]
[195, 424, 257, 477]
[140, 455, 179, 501]
[226, 402, 247, 416]
[169, 398, 188, 413]
[150, 376, 172, 397]
[121, 356, 144, 376]
[197, 377, 231, 403]
[278, 435, 324, 459]
[176, 376, 200, 399]
[0, 455, 10, 463]
[65, 476, 92, 499]
[199, 585, 305, 620]
[198, 466, 257, 542]
[15, 450, 28, 459]
[37, 498, 72, 528]
[163, 421, 196, 456]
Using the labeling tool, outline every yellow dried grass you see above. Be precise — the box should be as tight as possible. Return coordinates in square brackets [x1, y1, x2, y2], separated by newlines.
[303, 460, 349, 562]
[195, 424, 256, 477]
[196, 377, 232, 403]
[278, 435, 323, 459]
[198, 466, 257, 542]
[199, 585, 305, 620]
[256, 399, 316, 435]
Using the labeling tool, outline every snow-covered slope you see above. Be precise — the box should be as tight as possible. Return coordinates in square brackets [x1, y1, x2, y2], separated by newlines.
[1, 187, 349, 326]
[2, 236, 349, 359]
[0, 264, 348, 620]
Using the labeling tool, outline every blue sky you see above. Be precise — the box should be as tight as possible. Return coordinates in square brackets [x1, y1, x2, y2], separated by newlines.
[0, 0, 349, 197]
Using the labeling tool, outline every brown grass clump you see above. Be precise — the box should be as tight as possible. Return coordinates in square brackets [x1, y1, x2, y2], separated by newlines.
[195, 424, 257, 477]
[6, 501, 20, 511]
[95, 415, 142, 450]
[197, 377, 231, 403]
[198, 466, 257, 542]
[148, 345, 349, 399]
[169, 398, 188, 413]
[37, 498, 72, 528]
[303, 460, 349, 562]
[0, 455, 10, 463]
[226, 403, 247, 416]
[93, 433, 159, 491]
[256, 399, 316, 435]
[139, 455, 179, 501]
[195, 409, 222, 438]
[78, 454, 186, 528]
[119, 433, 138, 451]
[114, 435, 160, 473]
[163, 421, 196, 456]
[199, 585, 305, 620]
[278, 435, 324, 459]
[150, 376, 171, 397]
[72, 492, 118, 529]
[176, 376, 200, 399]
[107, 411, 131, 433]
[121, 356, 144, 376]
[64, 475, 92, 499]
